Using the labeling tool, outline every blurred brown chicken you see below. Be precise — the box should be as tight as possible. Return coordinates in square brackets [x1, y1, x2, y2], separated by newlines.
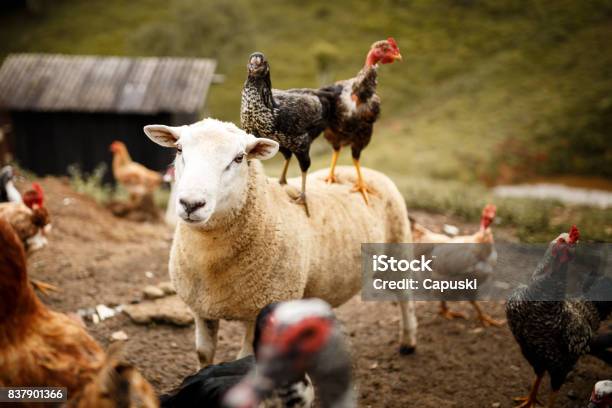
[67, 344, 158, 408]
[0, 217, 104, 404]
[0, 218, 158, 407]
[0, 202, 50, 252]
[110, 141, 162, 204]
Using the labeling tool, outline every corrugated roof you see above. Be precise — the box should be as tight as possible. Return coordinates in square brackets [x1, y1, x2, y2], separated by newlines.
[0, 53, 217, 114]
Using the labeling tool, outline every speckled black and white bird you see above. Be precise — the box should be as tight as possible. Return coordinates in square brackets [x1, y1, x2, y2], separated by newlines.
[159, 302, 315, 408]
[240, 52, 336, 216]
[224, 298, 354, 408]
[505, 226, 612, 408]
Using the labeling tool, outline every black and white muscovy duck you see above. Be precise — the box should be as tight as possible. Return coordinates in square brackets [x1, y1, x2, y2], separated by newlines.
[506, 225, 612, 408]
[0, 165, 22, 203]
[223, 298, 354, 408]
[589, 380, 612, 408]
[159, 301, 315, 408]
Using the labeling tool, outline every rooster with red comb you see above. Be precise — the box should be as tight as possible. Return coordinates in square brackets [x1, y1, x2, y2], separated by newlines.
[319, 37, 402, 204]
[506, 226, 612, 408]
[22, 182, 44, 209]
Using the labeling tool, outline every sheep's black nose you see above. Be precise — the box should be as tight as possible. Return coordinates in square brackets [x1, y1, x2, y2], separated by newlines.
[180, 198, 206, 215]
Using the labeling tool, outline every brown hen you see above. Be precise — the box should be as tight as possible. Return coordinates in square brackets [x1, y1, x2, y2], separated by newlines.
[0, 218, 158, 407]
[110, 141, 162, 204]
[0, 217, 104, 406]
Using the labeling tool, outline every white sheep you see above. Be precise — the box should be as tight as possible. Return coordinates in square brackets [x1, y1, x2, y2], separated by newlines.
[144, 118, 418, 367]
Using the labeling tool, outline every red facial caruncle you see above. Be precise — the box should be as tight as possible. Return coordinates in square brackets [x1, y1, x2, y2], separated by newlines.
[480, 204, 496, 230]
[261, 316, 332, 357]
[23, 183, 44, 209]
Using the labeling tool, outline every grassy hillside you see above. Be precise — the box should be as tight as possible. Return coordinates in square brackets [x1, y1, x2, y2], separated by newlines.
[1, 0, 611, 241]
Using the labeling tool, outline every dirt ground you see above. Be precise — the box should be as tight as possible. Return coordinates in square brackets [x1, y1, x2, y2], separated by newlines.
[25, 177, 611, 408]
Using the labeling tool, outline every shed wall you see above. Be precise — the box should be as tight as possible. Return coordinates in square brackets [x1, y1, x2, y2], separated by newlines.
[10, 111, 182, 178]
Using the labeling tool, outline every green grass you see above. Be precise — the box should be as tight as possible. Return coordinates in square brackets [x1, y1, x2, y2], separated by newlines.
[67, 163, 170, 209]
[395, 176, 612, 243]
[67, 164, 114, 204]
[1, 0, 611, 242]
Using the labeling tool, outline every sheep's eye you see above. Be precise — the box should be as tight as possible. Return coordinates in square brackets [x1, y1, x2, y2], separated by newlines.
[176, 144, 182, 154]
[234, 154, 245, 164]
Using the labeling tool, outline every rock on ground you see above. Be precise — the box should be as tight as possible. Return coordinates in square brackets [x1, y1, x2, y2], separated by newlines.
[123, 295, 193, 326]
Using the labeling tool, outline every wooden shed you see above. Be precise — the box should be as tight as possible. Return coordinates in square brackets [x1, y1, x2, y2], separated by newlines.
[0, 53, 217, 177]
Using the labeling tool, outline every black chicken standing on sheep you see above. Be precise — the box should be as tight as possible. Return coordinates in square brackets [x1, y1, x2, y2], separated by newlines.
[241, 52, 337, 216]
[506, 226, 612, 408]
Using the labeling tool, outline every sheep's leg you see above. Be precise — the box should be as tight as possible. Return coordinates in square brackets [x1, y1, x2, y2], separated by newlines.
[237, 321, 256, 359]
[397, 300, 417, 355]
[195, 317, 219, 368]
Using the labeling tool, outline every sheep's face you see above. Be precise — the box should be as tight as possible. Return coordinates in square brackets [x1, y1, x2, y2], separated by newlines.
[144, 119, 278, 228]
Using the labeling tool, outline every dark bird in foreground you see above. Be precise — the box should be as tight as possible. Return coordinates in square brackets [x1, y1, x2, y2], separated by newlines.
[223, 298, 354, 408]
[320, 38, 402, 204]
[160, 301, 315, 408]
[506, 226, 612, 408]
[589, 380, 612, 408]
[241, 52, 336, 216]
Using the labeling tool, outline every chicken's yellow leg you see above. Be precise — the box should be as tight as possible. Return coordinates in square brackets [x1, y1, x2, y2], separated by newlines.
[470, 301, 505, 327]
[325, 149, 340, 184]
[351, 158, 374, 205]
[439, 301, 467, 320]
[31, 279, 59, 296]
[513, 375, 543, 408]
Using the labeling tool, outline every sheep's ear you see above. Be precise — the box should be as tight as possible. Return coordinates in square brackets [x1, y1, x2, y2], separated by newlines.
[246, 137, 279, 160]
[144, 125, 181, 147]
